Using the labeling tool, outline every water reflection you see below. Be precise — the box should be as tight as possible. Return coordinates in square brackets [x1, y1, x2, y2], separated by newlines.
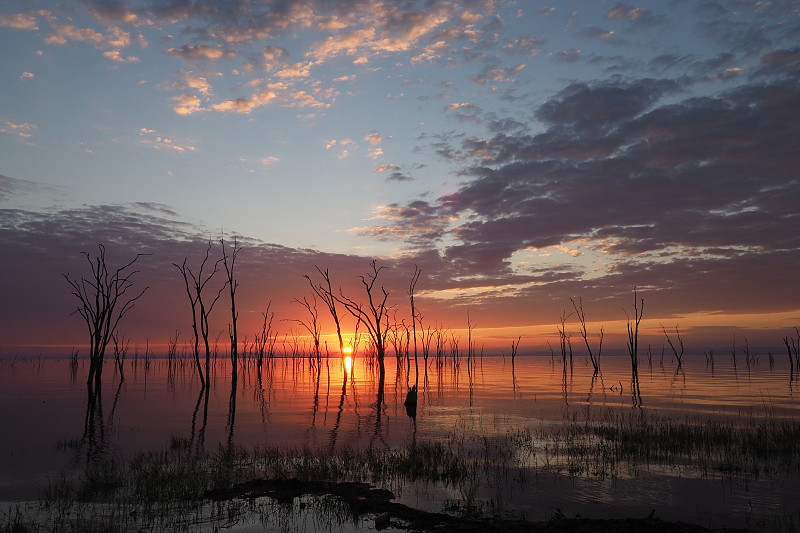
[6, 352, 800, 528]
[190, 386, 209, 453]
[83, 379, 106, 460]
[226, 373, 237, 446]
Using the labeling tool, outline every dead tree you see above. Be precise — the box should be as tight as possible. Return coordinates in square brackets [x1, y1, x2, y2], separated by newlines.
[254, 301, 277, 366]
[625, 288, 644, 405]
[62, 244, 149, 389]
[557, 309, 573, 370]
[173, 242, 226, 388]
[571, 297, 603, 374]
[305, 266, 345, 355]
[337, 260, 390, 377]
[291, 294, 322, 360]
[221, 236, 242, 378]
[408, 265, 421, 385]
[784, 327, 800, 374]
[625, 288, 644, 371]
[661, 324, 685, 368]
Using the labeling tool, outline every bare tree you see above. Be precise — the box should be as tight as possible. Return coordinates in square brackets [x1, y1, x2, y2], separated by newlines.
[625, 288, 644, 373]
[173, 242, 227, 388]
[337, 260, 391, 376]
[784, 327, 799, 375]
[62, 244, 149, 389]
[408, 265, 421, 385]
[305, 266, 345, 355]
[571, 297, 603, 374]
[291, 294, 322, 359]
[557, 309, 574, 370]
[625, 288, 644, 406]
[661, 324, 685, 368]
[221, 236, 242, 378]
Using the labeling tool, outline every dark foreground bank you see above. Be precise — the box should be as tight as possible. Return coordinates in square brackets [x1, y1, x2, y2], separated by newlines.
[206, 478, 755, 533]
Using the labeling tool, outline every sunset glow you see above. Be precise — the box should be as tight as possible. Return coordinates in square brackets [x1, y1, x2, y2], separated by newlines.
[0, 1, 798, 355]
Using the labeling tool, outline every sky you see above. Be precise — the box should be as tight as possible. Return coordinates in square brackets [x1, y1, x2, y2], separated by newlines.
[1, 0, 799, 356]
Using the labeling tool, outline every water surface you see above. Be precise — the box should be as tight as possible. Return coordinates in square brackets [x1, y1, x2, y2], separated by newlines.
[1, 353, 798, 530]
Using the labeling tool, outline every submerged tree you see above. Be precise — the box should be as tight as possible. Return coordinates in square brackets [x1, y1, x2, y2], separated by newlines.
[625, 287, 644, 406]
[661, 324, 685, 368]
[305, 266, 345, 356]
[408, 265, 421, 385]
[62, 244, 149, 389]
[337, 260, 391, 377]
[221, 236, 242, 378]
[571, 297, 604, 374]
[174, 242, 226, 388]
[292, 294, 322, 360]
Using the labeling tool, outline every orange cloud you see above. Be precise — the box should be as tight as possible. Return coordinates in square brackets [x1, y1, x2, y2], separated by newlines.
[171, 94, 203, 115]
[0, 12, 42, 30]
[1, 119, 37, 139]
[138, 128, 196, 152]
[364, 131, 382, 145]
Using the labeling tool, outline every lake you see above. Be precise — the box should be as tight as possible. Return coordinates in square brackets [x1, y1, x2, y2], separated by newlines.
[1, 351, 798, 531]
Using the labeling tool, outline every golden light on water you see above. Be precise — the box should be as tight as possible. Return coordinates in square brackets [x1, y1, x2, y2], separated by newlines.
[344, 355, 352, 374]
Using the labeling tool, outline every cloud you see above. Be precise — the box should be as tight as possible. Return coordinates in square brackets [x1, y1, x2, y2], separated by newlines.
[171, 94, 204, 115]
[19, 71, 34, 81]
[584, 27, 614, 40]
[0, 11, 45, 30]
[165, 71, 213, 95]
[138, 128, 196, 152]
[276, 61, 313, 78]
[364, 131, 382, 145]
[386, 172, 413, 182]
[607, 4, 649, 21]
[445, 102, 475, 111]
[103, 49, 139, 62]
[44, 22, 146, 51]
[472, 63, 525, 84]
[372, 55, 800, 295]
[306, 2, 455, 62]
[0, 199, 456, 352]
[375, 164, 399, 172]
[326, 138, 358, 159]
[349, 201, 449, 244]
[556, 49, 582, 63]
[165, 44, 234, 63]
[0, 119, 36, 140]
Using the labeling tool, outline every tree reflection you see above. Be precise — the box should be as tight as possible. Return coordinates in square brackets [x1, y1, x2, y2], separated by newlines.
[226, 373, 237, 447]
[83, 379, 106, 461]
[190, 385, 210, 454]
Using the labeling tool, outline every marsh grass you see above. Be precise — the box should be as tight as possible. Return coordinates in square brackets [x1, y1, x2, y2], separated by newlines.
[3, 405, 799, 532]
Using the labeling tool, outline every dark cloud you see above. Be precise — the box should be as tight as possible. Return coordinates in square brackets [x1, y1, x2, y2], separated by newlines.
[0, 202, 432, 352]
[386, 172, 413, 182]
[368, 50, 800, 324]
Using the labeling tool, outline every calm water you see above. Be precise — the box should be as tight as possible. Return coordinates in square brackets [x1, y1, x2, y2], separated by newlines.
[1, 353, 799, 530]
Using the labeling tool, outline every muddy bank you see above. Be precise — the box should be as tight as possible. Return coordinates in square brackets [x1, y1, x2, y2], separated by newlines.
[205, 478, 754, 533]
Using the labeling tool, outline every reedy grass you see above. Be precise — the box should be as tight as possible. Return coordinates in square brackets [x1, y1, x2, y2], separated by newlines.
[3, 406, 799, 532]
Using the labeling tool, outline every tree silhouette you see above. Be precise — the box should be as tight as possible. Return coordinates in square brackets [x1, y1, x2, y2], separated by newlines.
[221, 236, 241, 378]
[305, 266, 345, 356]
[173, 242, 226, 388]
[337, 260, 390, 377]
[62, 244, 149, 389]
